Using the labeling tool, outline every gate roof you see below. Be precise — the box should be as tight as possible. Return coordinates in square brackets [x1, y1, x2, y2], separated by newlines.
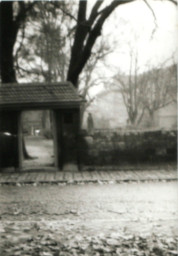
[0, 82, 83, 110]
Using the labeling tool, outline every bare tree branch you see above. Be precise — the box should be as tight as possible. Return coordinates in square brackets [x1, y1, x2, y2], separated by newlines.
[143, 0, 158, 38]
[168, 0, 177, 5]
[67, 0, 134, 86]
[88, 0, 103, 25]
[57, 5, 77, 21]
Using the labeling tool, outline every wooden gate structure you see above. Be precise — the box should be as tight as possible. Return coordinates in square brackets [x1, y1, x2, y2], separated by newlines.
[0, 82, 83, 171]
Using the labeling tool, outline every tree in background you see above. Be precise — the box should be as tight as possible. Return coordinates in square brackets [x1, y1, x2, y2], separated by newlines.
[112, 12, 177, 128]
[114, 55, 177, 126]
[141, 62, 177, 121]
[114, 49, 146, 126]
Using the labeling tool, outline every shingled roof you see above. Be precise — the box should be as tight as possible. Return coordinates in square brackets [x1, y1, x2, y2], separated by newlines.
[0, 82, 83, 109]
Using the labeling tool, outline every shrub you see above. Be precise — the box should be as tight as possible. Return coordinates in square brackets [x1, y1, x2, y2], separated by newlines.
[79, 129, 177, 165]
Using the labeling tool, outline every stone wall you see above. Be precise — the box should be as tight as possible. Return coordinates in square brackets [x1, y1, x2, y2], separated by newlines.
[78, 129, 177, 166]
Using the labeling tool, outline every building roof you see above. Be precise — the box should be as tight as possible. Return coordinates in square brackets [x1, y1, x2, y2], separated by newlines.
[0, 82, 83, 109]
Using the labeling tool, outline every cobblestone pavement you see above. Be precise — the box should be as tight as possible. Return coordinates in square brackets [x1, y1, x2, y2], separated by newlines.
[0, 168, 177, 185]
[0, 181, 178, 255]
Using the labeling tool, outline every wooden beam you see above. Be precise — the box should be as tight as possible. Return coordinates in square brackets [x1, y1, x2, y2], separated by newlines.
[17, 111, 23, 170]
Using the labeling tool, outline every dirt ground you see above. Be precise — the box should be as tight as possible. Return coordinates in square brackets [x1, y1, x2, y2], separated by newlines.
[23, 136, 54, 168]
[0, 181, 178, 255]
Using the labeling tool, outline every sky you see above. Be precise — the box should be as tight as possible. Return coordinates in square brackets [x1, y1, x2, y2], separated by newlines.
[88, 0, 177, 96]
[103, 0, 177, 73]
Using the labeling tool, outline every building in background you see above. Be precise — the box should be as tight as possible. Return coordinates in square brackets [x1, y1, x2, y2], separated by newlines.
[154, 102, 177, 129]
[83, 90, 177, 131]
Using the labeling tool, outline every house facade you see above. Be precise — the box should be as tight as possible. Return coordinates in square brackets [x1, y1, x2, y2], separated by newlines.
[154, 102, 177, 129]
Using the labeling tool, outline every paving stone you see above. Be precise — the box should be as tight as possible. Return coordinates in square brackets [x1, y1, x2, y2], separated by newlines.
[97, 171, 112, 180]
[0, 174, 10, 183]
[114, 171, 129, 180]
[90, 171, 102, 181]
[0, 169, 177, 184]
[21, 174, 32, 183]
[44, 173, 56, 182]
[17, 173, 29, 182]
[129, 171, 141, 180]
[22, 173, 37, 182]
[35, 173, 48, 182]
[2, 173, 12, 182]
[133, 171, 146, 179]
[73, 172, 83, 181]
[81, 171, 92, 180]
[64, 172, 74, 181]
[7, 173, 20, 182]
[55, 172, 64, 181]
[123, 171, 137, 180]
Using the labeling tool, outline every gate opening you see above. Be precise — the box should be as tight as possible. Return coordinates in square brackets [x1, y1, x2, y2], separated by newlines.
[21, 110, 55, 169]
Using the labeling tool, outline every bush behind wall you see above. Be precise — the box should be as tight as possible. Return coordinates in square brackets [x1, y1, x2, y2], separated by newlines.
[79, 129, 177, 165]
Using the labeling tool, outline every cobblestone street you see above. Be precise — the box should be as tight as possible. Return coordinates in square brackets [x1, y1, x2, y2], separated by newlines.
[0, 168, 177, 185]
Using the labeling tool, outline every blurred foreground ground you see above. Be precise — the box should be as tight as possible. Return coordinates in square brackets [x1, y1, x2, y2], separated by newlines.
[0, 181, 178, 255]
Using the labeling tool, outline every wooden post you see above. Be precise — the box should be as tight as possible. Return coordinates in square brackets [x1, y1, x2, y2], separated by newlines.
[0, 111, 19, 169]
[52, 111, 59, 169]
[61, 109, 79, 172]
[18, 112, 23, 170]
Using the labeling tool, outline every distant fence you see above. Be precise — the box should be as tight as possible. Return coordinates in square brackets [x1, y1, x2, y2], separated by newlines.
[78, 129, 177, 166]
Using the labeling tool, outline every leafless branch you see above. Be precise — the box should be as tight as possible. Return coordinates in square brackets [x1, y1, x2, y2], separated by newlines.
[143, 0, 158, 38]
[168, 0, 177, 5]
[88, 0, 104, 25]
[58, 5, 77, 21]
